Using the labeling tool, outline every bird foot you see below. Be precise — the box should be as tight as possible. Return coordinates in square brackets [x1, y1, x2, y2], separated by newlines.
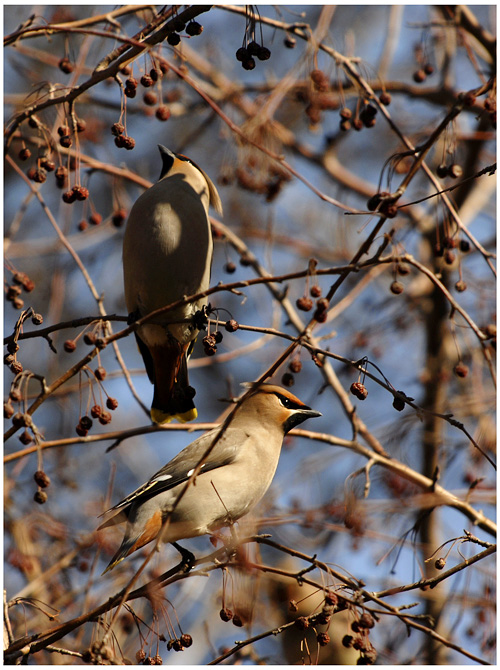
[171, 541, 195, 573]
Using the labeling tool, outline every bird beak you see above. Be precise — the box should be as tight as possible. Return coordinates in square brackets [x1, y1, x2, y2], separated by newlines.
[284, 407, 321, 433]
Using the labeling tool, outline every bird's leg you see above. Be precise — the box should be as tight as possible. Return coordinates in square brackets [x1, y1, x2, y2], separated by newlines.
[171, 541, 195, 573]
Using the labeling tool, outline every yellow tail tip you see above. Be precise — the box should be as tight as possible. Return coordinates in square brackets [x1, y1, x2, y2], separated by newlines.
[151, 407, 198, 425]
[102, 556, 124, 575]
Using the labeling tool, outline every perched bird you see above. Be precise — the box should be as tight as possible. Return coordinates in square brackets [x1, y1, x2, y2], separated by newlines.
[99, 384, 321, 574]
[123, 145, 222, 424]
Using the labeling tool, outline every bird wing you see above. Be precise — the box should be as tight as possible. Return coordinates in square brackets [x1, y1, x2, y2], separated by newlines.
[99, 428, 237, 516]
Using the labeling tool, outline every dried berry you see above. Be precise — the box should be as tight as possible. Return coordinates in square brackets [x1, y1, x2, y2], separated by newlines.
[317, 632, 330, 646]
[186, 21, 203, 36]
[99, 410, 112, 425]
[10, 361, 23, 374]
[213, 331, 223, 344]
[4, 401, 14, 419]
[242, 57, 256, 71]
[75, 423, 89, 437]
[220, 608, 233, 622]
[140, 74, 154, 88]
[289, 359, 302, 374]
[443, 249, 455, 265]
[33, 168, 47, 183]
[122, 136, 136, 150]
[89, 212, 102, 226]
[95, 366, 107, 381]
[390, 280, 404, 295]
[339, 119, 351, 132]
[167, 32, 181, 46]
[12, 412, 26, 428]
[455, 280, 467, 292]
[136, 650, 146, 663]
[58, 125, 70, 137]
[295, 616, 309, 630]
[284, 36, 296, 48]
[310, 69, 329, 92]
[84, 333, 96, 345]
[59, 135, 72, 148]
[7, 340, 20, 354]
[485, 324, 496, 338]
[143, 91, 158, 106]
[224, 261, 236, 273]
[34, 470, 51, 488]
[448, 164, 463, 179]
[424, 63, 434, 75]
[80, 415, 93, 430]
[435, 557, 446, 570]
[59, 57, 74, 73]
[459, 239, 470, 253]
[350, 382, 368, 400]
[112, 208, 127, 227]
[379, 91, 391, 105]
[90, 404, 102, 419]
[156, 106, 171, 121]
[397, 263, 410, 276]
[124, 86, 137, 99]
[310, 285, 322, 298]
[180, 634, 192, 648]
[76, 118, 86, 133]
[454, 362, 468, 378]
[64, 339, 76, 353]
[342, 634, 354, 648]
[235, 47, 248, 62]
[40, 157, 55, 171]
[358, 613, 375, 629]
[225, 319, 239, 332]
[6, 285, 22, 301]
[19, 148, 31, 161]
[34, 490, 48, 504]
[413, 69, 426, 83]
[281, 372, 295, 387]
[19, 430, 33, 445]
[257, 46, 271, 61]
[352, 118, 363, 131]
[436, 163, 448, 178]
[62, 190, 76, 204]
[111, 122, 125, 137]
[12, 297, 24, 309]
[106, 397, 119, 410]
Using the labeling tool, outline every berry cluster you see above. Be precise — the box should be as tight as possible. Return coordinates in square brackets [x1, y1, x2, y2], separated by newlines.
[235, 41, 271, 71]
[5, 271, 35, 310]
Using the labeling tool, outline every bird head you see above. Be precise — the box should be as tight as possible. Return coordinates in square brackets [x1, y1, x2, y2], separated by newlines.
[238, 383, 321, 434]
[157, 145, 223, 215]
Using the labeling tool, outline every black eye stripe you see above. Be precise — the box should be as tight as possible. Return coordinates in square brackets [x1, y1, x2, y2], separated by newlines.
[275, 393, 305, 411]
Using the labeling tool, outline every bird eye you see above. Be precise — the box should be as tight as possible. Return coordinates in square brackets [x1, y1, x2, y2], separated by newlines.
[276, 393, 293, 409]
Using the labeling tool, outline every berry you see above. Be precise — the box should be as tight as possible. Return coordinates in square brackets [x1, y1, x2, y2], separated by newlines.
[75, 423, 88, 437]
[296, 296, 313, 311]
[19, 430, 33, 445]
[80, 416, 93, 430]
[284, 36, 296, 48]
[443, 249, 455, 265]
[257, 46, 271, 61]
[225, 319, 239, 332]
[448, 164, 463, 179]
[247, 41, 261, 56]
[186, 21, 203, 36]
[295, 616, 309, 630]
[342, 635, 354, 648]
[111, 122, 125, 136]
[350, 382, 368, 400]
[463, 92, 476, 107]
[340, 119, 351, 131]
[34, 490, 48, 504]
[143, 91, 158, 106]
[317, 632, 330, 646]
[455, 280, 467, 292]
[424, 63, 434, 75]
[167, 32, 181, 46]
[379, 92, 391, 105]
[289, 359, 302, 374]
[180, 634, 192, 647]
[155, 106, 171, 121]
[122, 136, 135, 150]
[62, 190, 75, 204]
[242, 57, 256, 71]
[236, 47, 248, 62]
[59, 135, 72, 148]
[220, 608, 233, 622]
[98, 411, 112, 425]
[392, 394, 405, 411]
[40, 158, 55, 171]
[64, 339, 76, 352]
[435, 557, 446, 570]
[454, 362, 468, 378]
[34, 470, 50, 488]
[73, 185, 89, 200]
[106, 397, 118, 410]
[459, 239, 470, 253]
[90, 404, 102, 419]
[358, 613, 375, 629]
[390, 280, 404, 295]
[58, 125, 70, 137]
[89, 212, 102, 225]
[95, 366, 107, 381]
[413, 69, 426, 83]
[310, 285, 322, 298]
[4, 402, 14, 419]
[112, 208, 127, 227]
[436, 163, 448, 178]
[19, 148, 31, 160]
[140, 74, 154, 87]
[76, 119, 86, 133]
[58, 57, 74, 73]
[281, 372, 294, 387]
[224, 261, 236, 273]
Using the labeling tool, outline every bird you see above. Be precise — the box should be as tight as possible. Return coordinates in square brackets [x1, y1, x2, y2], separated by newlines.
[98, 384, 321, 574]
[123, 145, 222, 424]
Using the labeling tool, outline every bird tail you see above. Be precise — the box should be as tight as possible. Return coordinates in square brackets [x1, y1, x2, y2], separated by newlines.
[150, 342, 197, 424]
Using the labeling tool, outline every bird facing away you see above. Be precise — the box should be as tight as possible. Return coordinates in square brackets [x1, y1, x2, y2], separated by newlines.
[99, 384, 321, 574]
[123, 146, 222, 424]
